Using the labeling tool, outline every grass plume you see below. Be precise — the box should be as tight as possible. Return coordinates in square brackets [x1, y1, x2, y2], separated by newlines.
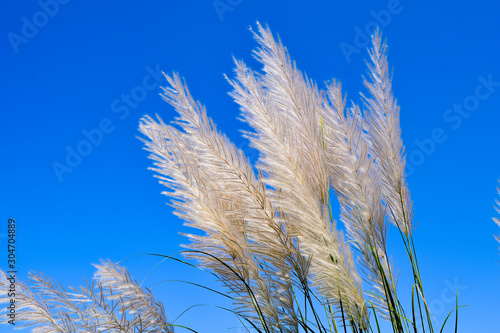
[0, 260, 174, 332]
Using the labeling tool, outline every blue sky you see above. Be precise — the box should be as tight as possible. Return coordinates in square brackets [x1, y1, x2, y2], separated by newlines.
[1, 0, 500, 332]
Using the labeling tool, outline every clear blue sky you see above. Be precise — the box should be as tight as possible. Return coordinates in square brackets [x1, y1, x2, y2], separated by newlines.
[1, 0, 500, 332]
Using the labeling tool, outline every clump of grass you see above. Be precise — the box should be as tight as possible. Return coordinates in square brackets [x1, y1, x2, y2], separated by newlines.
[0, 23, 461, 333]
[137, 23, 457, 332]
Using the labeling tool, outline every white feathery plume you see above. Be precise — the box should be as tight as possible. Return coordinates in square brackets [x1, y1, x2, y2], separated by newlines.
[227, 23, 368, 328]
[0, 263, 174, 333]
[139, 75, 299, 332]
[361, 31, 413, 235]
[93, 259, 173, 332]
[321, 81, 397, 318]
